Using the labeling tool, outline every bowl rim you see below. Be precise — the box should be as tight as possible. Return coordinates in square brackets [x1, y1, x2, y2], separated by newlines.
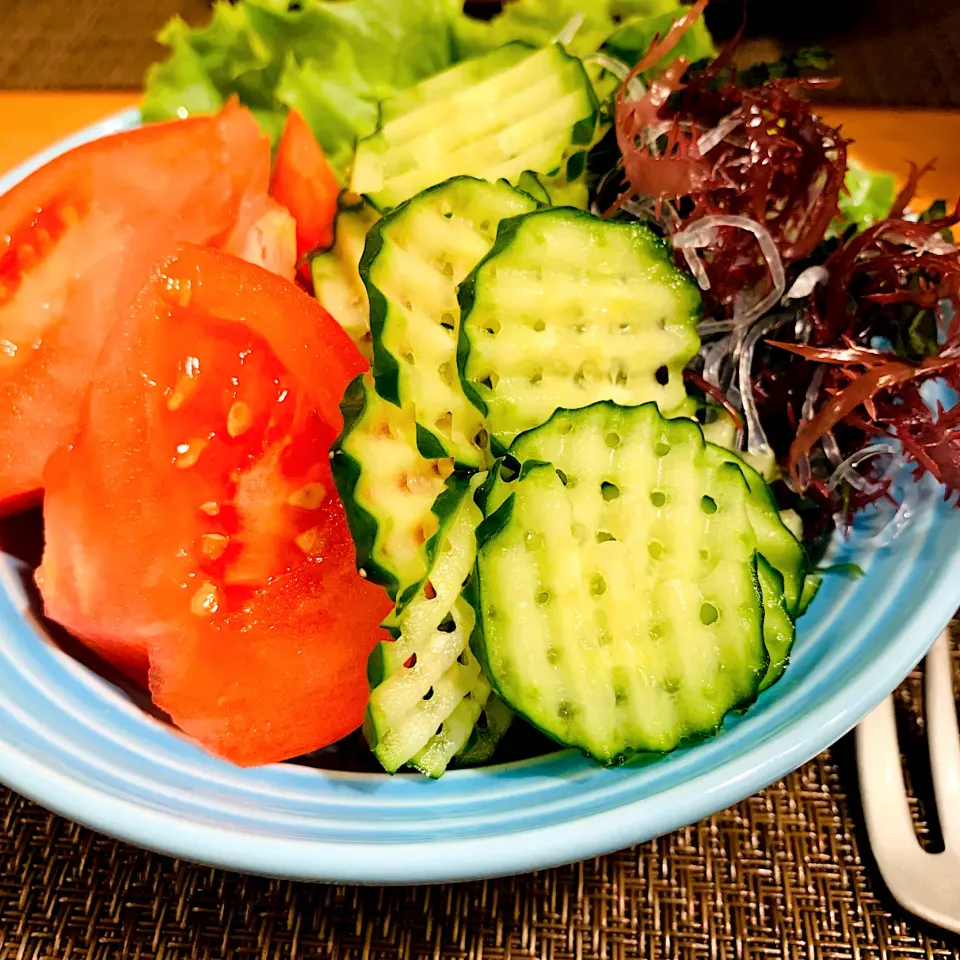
[0, 109, 956, 883]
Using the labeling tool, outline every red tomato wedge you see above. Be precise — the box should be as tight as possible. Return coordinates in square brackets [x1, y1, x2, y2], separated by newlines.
[38, 245, 385, 763]
[271, 110, 340, 268]
[222, 192, 298, 283]
[0, 102, 280, 514]
[148, 502, 389, 765]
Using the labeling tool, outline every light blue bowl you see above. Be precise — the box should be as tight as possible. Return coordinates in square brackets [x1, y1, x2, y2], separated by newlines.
[1, 112, 958, 884]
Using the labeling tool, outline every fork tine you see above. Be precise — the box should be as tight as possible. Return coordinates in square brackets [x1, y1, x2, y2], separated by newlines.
[856, 694, 925, 860]
[925, 629, 960, 852]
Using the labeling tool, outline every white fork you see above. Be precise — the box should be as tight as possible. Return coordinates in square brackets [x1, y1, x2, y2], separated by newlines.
[857, 628, 960, 934]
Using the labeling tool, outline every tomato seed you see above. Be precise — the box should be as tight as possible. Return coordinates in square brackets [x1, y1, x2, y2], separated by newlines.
[294, 527, 321, 555]
[190, 581, 221, 616]
[287, 482, 326, 510]
[201, 533, 229, 561]
[166, 373, 199, 411]
[175, 438, 208, 469]
[199, 501, 220, 516]
[226, 401, 253, 438]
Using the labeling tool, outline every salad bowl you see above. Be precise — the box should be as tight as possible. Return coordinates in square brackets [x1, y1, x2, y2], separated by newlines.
[0, 110, 958, 885]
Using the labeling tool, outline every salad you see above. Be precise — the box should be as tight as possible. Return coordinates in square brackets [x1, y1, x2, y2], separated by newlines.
[0, 0, 955, 778]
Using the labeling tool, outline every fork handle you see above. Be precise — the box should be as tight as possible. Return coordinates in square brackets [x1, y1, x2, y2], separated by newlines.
[856, 694, 918, 855]
[927, 629, 960, 852]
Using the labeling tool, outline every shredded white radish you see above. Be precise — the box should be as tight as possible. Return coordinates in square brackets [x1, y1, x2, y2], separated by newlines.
[672, 215, 786, 327]
[682, 247, 711, 290]
[584, 52, 646, 100]
[802, 366, 825, 422]
[698, 319, 739, 336]
[821, 430, 842, 467]
[702, 336, 732, 388]
[554, 13, 585, 48]
[695, 116, 741, 156]
[784, 265, 829, 301]
[826, 443, 890, 491]
[619, 197, 658, 221]
[738, 312, 791, 455]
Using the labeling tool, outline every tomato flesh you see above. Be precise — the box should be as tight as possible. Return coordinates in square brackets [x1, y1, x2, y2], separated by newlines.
[0, 103, 276, 513]
[271, 109, 341, 273]
[222, 192, 298, 282]
[38, 246, 386, 763]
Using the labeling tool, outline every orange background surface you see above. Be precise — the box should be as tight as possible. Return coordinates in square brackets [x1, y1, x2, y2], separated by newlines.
[1, 92, 958, 204]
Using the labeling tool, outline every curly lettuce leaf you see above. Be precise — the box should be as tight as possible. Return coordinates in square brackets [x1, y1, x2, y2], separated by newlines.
[143, 0, 714, 175]
[602, 4, 715, 71]
[454, 0, 620, 58]
[143, 0, 459, 169]
[455, 0, 713, 64]
[838, 162, 897, 232]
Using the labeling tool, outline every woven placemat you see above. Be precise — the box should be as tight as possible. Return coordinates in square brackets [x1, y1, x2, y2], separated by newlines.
[2, 0, 960, 107]
[0, 634, 957, 960]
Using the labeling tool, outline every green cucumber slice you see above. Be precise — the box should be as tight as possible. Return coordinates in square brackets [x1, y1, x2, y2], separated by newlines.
[704, 445, 806, 615]
[797, 574, 822, 616]
[365, 480, 506, 777]
[471, 402, 787, 764]
[310, 203, 380, 357]
[756, 555, 795, 692]
[351, 43, 597, 211]
[454, 693, 514, 767]
[361, 176, 537, 468]
[515, 171, 551, 205]
[458, 208, 701, 451]
[331, 374, 464, 608]
[515, 169, 589, 210]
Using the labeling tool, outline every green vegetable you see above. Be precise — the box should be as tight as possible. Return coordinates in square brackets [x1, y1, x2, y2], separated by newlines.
[704, 445, 806, 615]
[455, 0, 624, 59]
[457, 0, 713, 66]
[144, 0, 714, 177]
[471, 402, 795, 763]
[458, 207, 701, 451]
[361, 177, 538, 468]
[144, 0, 461, 171]
[310, 202, 380, 356]
[330, 374, 465, 609]
[737, 47, 834, 88]
[837, 162, 897, 233]
[365, 476, 511, 778]
[602, 1, 715, 73]
[350, 43, 597, 212]
[756, 556, 795, 693]
[454, 693, 514, 766]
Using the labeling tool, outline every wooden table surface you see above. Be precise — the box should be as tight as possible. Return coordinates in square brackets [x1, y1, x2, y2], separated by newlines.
[1, 92, 959, 205]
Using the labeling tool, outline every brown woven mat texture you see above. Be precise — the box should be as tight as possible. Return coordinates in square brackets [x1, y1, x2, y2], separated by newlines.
[0, 635, 956, 960]
[2, 0, 960, 106]
[2, 2, 960, 958]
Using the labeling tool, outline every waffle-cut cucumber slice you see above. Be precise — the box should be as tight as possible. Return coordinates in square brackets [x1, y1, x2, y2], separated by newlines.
[362, 177, 537, 468]
[351, 43, 597, 210]
[454, 692, 514, 766]
[365, 483, 493, 776]
[472, 402, 782, 764]
[756, 555, 795, 693]
[381, 44, 531, 127]
[311, 203, 380, 357]
[516, 170, 589, 210]
[516, 171, 551, 205]
[409, 646, 492, 778]
[458, 209, 701, 451]
[798, 574, 822, 615]
[331, 374, 464, 608]
[704, 445, 806, 615]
